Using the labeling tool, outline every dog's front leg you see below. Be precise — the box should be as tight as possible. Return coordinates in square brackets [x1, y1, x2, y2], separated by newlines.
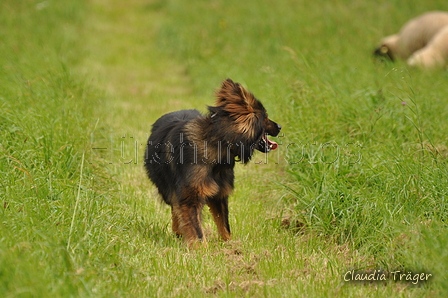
[208, 196, 231, 241]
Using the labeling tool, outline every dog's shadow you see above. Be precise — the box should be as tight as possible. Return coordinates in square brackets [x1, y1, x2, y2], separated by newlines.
[134, 217, 179, 247]
[134, 214, 228, 248]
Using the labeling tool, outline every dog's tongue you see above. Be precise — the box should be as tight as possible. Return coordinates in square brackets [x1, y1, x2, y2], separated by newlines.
[265, 135, 278, 150]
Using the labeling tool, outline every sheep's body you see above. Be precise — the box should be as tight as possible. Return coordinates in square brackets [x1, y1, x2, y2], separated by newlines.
[407, 25, 448, 68]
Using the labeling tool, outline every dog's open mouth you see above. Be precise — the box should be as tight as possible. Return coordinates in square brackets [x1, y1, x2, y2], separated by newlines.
[262, 134, 278, 152]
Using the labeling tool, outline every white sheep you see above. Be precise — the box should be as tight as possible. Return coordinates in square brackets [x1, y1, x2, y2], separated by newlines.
[375, 11, 448, 68]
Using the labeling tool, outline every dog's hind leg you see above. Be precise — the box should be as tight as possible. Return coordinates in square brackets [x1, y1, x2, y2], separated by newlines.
[208, 197, 231, 241]
[172, 203, 207, 248]
[170, 206, 182, 237]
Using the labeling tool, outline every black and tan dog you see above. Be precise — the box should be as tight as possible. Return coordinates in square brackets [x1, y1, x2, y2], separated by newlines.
[144, 79, 281, 248]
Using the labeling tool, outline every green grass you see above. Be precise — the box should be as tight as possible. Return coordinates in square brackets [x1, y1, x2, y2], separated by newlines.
[1, 0, 447, 297]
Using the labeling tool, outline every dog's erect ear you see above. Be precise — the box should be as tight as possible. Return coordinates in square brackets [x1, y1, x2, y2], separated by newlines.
[222, 78, 236, 89]
[217, 78, 256, 106]
[216, 78, 237, 103]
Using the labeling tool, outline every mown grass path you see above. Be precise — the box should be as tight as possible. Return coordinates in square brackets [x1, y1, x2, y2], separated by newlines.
[82, 0, 292, 256]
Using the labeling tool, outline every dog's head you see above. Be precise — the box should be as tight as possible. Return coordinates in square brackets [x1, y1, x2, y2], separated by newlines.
[255, 114, 281, 153]
[208, 78, 281, 163]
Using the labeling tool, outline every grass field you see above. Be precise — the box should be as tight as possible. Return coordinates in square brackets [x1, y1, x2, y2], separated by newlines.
[1, 0, 447, 297]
